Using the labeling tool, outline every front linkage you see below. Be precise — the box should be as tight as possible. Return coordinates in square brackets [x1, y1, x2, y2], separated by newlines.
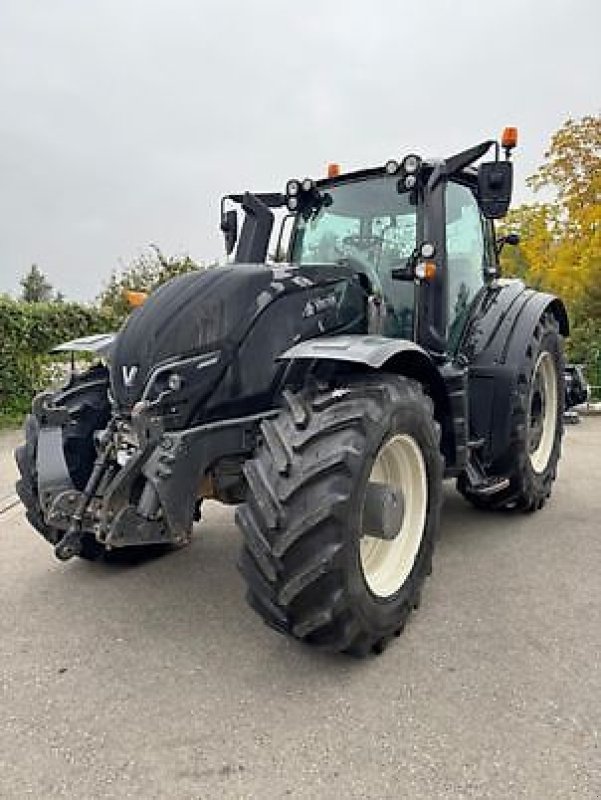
[33, 391, 272, 561]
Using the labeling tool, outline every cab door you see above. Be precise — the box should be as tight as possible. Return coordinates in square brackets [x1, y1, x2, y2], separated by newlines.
[445, 181, 490, 351]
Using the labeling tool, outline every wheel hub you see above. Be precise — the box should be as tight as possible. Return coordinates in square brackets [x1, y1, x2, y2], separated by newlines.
[362, 482, 405, 540]
[528, 351, 558, 474]
[359, 434, 428, 598]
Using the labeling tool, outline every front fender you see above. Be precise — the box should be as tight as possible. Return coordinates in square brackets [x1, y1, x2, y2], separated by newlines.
[279, 334, 429, 368]
[279, 334, 461, 472]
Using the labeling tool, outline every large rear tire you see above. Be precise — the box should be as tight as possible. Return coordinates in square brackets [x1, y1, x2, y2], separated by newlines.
[458, 312, 564, 512]
[236, 375, 443, 656]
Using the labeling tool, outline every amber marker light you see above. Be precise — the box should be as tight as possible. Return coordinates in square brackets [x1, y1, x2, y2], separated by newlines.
[124, 289, 148, 307]
[327, 163, 341, 178]
[415, 261, 437, 281]
[501, 127, 518, 149]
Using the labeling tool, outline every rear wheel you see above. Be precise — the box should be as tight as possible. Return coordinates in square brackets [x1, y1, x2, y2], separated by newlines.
[458, 312, 564, 512]
[236, 375, 443, 656]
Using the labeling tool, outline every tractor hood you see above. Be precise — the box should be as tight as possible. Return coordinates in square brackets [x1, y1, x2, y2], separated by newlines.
[109, 263, 365, 413]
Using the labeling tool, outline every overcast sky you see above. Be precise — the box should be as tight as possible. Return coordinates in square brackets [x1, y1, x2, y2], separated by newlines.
[1, 0, 599, 301]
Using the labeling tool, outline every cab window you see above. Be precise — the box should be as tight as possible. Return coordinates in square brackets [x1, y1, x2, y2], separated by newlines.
[291, 176, 417, 338]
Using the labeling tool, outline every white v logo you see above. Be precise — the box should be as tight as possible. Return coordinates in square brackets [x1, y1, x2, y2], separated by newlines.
[121, 365, 138, 387]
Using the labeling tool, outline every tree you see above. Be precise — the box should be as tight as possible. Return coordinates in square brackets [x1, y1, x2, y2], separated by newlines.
[501, 114, 601, 311]
[501, 114, 601, 378]
[528, 115, 601, 210]
[20, 264, 54, 303]
[98, 245, 211, 319]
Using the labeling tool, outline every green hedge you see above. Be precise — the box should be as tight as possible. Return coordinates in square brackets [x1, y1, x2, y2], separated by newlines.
[0, 299, 119, 422]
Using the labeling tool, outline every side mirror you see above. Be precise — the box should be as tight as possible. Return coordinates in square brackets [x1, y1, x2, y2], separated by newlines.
[221, 209, 238, 255]
[478, 160, 513, 219]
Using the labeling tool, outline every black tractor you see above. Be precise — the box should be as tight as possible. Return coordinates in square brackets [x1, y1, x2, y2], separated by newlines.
[16, 129, 568, 656]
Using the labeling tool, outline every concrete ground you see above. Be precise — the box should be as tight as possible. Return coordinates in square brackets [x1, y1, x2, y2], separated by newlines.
[1, 421, 599, 800]
[0, 427, 23, 505]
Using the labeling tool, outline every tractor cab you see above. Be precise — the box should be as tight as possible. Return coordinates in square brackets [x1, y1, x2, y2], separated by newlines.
[221, 129, 517, 358]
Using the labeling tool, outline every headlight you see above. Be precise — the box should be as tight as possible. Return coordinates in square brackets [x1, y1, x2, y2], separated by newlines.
[168, 373, 183, 391]
[402, 154, 421, 174]
[420, 242, 436, 259]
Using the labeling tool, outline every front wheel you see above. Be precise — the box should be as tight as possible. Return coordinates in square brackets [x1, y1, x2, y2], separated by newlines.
[236, 375, 443, 656]
[15, 366, 178, 563]
[15, 366, 111, 560]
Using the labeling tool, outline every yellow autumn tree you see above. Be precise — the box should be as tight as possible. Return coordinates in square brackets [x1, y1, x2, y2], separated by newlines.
[501, 114, 601, 313]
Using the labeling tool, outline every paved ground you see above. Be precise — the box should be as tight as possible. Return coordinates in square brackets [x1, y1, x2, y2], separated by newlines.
[0, 427, 23, 504]
[1, 421, 600, 799]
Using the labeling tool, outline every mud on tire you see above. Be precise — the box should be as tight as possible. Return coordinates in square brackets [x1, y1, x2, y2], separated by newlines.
[236, 374, 443, 656]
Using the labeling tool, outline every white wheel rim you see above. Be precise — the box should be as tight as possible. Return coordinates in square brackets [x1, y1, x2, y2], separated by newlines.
[359, 434, 428, 598]
[528, 351, 558, 474]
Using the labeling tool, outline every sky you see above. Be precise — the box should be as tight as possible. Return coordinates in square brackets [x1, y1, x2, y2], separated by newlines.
[0, 0, 599, 301]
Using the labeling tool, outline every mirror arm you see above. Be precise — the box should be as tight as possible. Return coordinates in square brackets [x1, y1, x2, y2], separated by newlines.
[391, 248, 419, 281]
[495, 233, 520, 255]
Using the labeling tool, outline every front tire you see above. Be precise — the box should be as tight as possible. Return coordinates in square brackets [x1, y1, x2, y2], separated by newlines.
[15, 368, 178, 562]
[15, 365, 110, 560]
[236, 375, 443, 656]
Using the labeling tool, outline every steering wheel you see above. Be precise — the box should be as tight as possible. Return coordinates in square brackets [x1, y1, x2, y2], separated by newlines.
[335, 253, 383, 296]
[335, 236, 384, 295]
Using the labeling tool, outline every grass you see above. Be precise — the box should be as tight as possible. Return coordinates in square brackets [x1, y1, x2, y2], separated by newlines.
[0, 411, 25, 430]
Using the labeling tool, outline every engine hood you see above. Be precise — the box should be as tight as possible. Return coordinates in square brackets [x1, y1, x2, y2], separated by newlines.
[109, 263, 363, 410]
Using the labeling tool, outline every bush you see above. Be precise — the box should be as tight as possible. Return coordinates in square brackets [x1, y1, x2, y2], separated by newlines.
[0, 298, 118, 422]
[565, 318, 601, 398]
[97, 246, 204, 319]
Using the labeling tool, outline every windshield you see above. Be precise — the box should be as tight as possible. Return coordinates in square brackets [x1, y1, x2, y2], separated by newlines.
[290, 175, 417, 338]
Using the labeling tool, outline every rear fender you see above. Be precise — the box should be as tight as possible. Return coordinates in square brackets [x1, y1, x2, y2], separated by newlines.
[460, 280, 569, 466]
[460, 280, 568, 366]
[503, 293, 569, 365]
